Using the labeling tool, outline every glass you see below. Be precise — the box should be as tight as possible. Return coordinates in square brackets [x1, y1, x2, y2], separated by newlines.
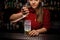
[24, 20, 31, 34]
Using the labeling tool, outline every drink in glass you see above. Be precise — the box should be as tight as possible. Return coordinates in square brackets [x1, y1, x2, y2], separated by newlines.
[24, 20, 31, 34]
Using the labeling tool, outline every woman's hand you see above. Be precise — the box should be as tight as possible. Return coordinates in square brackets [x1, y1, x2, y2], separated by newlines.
[28, 30, 40, 36]
[21, 6, 29, 15]
[28, 28, 47, 36]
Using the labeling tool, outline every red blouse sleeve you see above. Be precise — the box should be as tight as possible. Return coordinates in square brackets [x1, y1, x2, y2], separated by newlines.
[43, 9, 51, 30]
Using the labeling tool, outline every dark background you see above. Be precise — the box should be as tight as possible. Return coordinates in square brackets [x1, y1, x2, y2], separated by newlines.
[0, 0, 60, 34]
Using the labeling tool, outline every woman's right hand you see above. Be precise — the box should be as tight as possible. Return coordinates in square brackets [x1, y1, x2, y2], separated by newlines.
[10, 5, 29, 23]
[10, 6, 29, 23]
[21, 6, 29, 15]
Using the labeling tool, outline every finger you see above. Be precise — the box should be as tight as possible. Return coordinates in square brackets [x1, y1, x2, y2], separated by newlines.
[29, 31, 34, 36]
[25, 10, 29, 13]
[22, 6, 28, 10]
[21, 7, 29, 14]
[32, 33, 36, 36]
[29, 30, 39, 36]
[32, 31, 38, 36]
[24, 8, 29, 13]
[29, 32, 37, 36]
[21, 6, 27, 12]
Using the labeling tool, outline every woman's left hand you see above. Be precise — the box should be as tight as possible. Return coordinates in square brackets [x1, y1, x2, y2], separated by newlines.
[28, 30, 40, 36]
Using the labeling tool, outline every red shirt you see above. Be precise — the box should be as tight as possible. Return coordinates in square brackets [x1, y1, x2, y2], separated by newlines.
[24, 8, 50, 30]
